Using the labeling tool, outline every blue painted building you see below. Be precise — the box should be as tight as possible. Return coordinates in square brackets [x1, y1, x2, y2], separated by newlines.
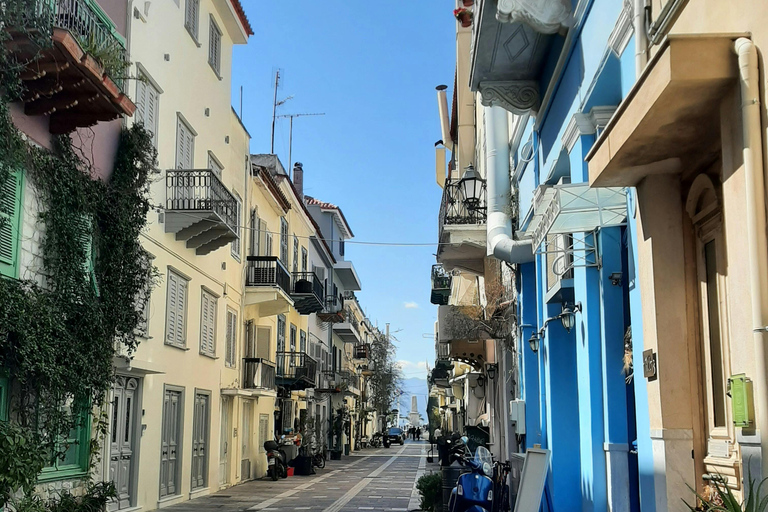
[466, 0, 655, 510]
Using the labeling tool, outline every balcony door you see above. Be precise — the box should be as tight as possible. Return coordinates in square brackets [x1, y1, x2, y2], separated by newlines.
[219, 396, 231, 486]
[160, 387, 183, 498]
[276, 315, 286, 375]
[191, 392, 210, 490]
[241, 400, 253, 480]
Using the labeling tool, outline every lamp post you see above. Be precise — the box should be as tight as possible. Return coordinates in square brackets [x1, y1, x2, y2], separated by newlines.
[458, 164, 486, 220]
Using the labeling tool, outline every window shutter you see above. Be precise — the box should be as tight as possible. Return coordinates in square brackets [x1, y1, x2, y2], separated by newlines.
[0, 168, 22, 278]
[225, 309, 236, 366]
[176, 120, 186, 169]
[200, 290, 216, 355]
[146, 85, 159, 148]
[174, 275, 187, 346]
[256, 327, 270, 359]
[231, 197, 241, 258]
[184, 127, 194, 169]
[259, 219, 268, 256]
[135, 78, 147, 126]
[250, 210, 258, 257]
[166, 272, 178, 344]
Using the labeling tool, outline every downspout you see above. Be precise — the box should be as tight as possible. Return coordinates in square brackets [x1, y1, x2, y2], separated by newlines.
[634, 0, 648, 75]
[735, 37, 768, 480]
[485, 106, 533, 264]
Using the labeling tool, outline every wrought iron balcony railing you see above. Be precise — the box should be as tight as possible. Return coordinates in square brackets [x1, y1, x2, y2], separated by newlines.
[166, 169, 238, 232]
[242, 358, 276, 390]
[275, 351, 317, 388]
[431, 264, 452, 306]
[344, 306, 360, 333]
[290, 272, 324, 314]
[246, 256, 291, 296]
[438, 178, 487, 239]
[354, 343, 369, 359]
[36, 0, 129, 90]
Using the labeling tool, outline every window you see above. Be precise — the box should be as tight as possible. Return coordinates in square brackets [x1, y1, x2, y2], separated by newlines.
[231, 195, 241, 260]
[339, 239, 345, 257]
[292, 236, 299, 274]
[184, 0, 200, 42]
[225, 308, 237, 367]
[135, 71, 160, 148]
[0, 167, 23, 279]
[176, 116, 195, 169]
[301, 247, 308, 274]
[276, 315, 286, 374]
[279, 218, 288, 264]
[249, 209, 259, 257]
[208, 152, 223, 177]
[290, 324, 297, 352]
[258, 414, 269, 453]
[199, 289, 217, 356]
[208, 16, 222, 77]
[40, 399, 91, 481]
[300, 330, 306, 353]
[165, 269, 188, 348]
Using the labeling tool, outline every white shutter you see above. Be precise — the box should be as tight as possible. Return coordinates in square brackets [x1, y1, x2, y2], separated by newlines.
[176, 119, 186, 169]
[146, 84, 159, 148]
[134, 78, 147, 126]
[185, 128, 194, 169]
[166, 272, 178, 344]
[258, 219, 268, 256]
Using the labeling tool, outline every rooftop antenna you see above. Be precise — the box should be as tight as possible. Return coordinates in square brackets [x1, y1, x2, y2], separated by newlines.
[276, 112, 325, 177]
[270, 69, 293, 154]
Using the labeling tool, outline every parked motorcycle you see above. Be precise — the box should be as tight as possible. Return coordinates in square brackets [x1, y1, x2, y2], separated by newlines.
[370, 432, 383, 448]
[447, 440, 495, 512]
[264, 440, 287, 481]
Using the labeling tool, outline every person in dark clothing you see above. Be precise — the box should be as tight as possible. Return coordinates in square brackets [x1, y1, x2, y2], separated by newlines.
[416, 427, 421, 440]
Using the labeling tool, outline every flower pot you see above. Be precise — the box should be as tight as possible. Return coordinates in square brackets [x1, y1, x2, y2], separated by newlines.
[459, 14, 472, 27]
[463, 0, 474, 5]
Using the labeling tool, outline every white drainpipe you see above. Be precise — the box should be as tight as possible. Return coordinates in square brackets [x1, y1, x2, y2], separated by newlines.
[485, 106, 534, 264]
[634, 0, 648, 75]
[735, 38, 768, 479]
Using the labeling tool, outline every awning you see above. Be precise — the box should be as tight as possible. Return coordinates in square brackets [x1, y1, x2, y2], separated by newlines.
[587, 35, 738, 187]
[522, 183, 628, 249]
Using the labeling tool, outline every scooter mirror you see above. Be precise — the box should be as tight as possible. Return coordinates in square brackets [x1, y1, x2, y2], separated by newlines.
[461, 436, 469, 444]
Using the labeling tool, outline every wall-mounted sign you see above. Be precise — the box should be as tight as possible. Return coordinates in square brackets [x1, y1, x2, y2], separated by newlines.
[643, 349, 657, 381]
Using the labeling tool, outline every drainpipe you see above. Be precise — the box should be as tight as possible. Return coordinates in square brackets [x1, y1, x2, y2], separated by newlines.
[485, 106, 533, 264]
[735, 37, 768, 480]
[634, 0, 648, 76]
[437, 85, 454, 153]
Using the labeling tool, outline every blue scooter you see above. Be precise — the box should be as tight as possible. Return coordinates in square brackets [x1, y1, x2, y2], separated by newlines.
[447, 438, 496, 512]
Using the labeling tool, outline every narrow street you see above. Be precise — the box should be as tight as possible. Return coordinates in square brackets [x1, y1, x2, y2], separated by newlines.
[166, 440, 432, 512]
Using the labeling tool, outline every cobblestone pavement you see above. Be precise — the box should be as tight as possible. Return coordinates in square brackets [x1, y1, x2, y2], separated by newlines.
[166, 440, 433, 512]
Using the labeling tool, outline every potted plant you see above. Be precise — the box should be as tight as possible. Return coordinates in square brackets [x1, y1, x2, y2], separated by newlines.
[454, 8, 473, 27]
[462, 0, 474, 6]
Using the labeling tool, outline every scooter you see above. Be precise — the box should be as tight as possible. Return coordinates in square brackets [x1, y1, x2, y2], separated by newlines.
[264, 440, 287, 481]
[447, 438, 495, 512]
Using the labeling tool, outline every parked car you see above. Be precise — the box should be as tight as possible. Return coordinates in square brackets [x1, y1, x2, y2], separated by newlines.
[387, 427, 405, 445]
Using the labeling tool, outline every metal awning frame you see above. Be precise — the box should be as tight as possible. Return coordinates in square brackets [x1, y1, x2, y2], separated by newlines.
[535, 230, 600, 275]
[525, 183, 628, 249]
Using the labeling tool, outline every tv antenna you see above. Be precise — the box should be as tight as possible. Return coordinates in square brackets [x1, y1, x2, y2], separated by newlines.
[270, 70, 294, 154]
[276, 112, 326, 177]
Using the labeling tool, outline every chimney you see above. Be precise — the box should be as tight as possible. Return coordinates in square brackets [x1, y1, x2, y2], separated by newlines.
[293, 162, 304, 200]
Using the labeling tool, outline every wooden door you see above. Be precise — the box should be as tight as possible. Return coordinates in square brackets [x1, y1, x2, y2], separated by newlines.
[219, 396, 231, 486]
[160, 389, 181, 497]
[109, 377, 138, 511]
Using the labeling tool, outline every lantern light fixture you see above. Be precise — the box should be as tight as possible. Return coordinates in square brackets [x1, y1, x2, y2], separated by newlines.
[559, 302, 582, 333]
[486, 363, 498, 380]
[458, 164, 485, 208]
[528, 333, 540, 353]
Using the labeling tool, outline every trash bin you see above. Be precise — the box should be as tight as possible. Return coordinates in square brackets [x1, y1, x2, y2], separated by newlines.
[344, 444, 351, 456]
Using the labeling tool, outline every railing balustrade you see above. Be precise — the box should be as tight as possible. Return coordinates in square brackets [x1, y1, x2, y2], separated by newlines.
[166, 169, 238, 233]
[242, 358, 276, 390]
[291, 272, 323, 300]
[245, 256, 291, 295]
[438, 178, 487, 240]
[275, 351, 317, 386]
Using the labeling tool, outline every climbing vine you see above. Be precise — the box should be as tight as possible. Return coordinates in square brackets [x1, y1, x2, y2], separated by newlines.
[0, 3, 158, 504]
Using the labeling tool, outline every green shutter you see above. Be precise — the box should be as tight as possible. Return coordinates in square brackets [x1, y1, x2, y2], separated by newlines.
[0, 375, 8, 421]
[0, 168, 23, 279]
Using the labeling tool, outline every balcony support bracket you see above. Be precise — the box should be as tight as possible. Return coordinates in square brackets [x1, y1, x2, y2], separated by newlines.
[478, 81, 540, 115]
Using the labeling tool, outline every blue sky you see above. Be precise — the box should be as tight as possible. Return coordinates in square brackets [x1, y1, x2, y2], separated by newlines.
[231, 2, 455, 381]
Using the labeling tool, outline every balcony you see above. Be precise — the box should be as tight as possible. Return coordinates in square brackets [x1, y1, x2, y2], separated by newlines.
[437, 305, 493, 369]
[353, 343, 370, 360]
[469, 0, 570, 115]
[244, 256, 293, 316]
[242, 358, 276, 392]
[290, 272, 324, 315]
[317, 295, 345, 323]
[275, 351, 317, 391]
[430, 264, 452, 306]
[437, 177, 487, 274]
[333, 306, 361, 344]
[164, 170, 239, 255]
[5, 0, 135, 133]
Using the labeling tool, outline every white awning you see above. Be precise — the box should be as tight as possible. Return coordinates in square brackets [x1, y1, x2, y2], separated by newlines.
[522, 183, 628, 249]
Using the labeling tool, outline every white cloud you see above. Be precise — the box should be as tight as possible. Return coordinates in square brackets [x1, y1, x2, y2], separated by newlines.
[397, 360, 428, 374]
[403, 302, 419, 309]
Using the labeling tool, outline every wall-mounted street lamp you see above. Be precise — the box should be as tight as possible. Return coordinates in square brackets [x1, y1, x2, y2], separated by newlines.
[559, 302, 582, 333]
[458, 164, 485, 208]
[528, 332, 540, 353]
[485, 363, 498, 380]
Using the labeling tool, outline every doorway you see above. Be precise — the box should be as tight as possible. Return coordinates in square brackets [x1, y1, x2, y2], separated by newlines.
[219, 396, 231, 486]
[109, 376, 139, 511]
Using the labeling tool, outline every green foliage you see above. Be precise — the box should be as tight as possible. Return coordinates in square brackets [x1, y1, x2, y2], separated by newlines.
[78, 33, 130, 84]
[0, 4, 157, 501]
[12, 481, 116, 512]
[684, 473, 768, 512]
[368, 328, 403, 427]
[417, 472, 442, 512]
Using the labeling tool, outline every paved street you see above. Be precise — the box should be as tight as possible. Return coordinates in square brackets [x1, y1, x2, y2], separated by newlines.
[167, 440, 433, 512]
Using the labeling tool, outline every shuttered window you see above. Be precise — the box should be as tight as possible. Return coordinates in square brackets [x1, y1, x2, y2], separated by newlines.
[208, 16, 222, 77]
[176, 117, 195, 169]
[135, 72, 160, 148]
[165, 270, 188, 347]
[231, 195, 241, 260]
[0, 167, 23, 279]
[249, 209, 259, 257]
[207, 152, 223, 177]
[279, 218, 288, 264]
[225, 308, 237, 367]
[199, 289, 217, 356]
[292, 236, 298, 274]
[258, 414, 269, 453]
[184, 0, 200, 41]
[256, 327, 271, 360]
[299, 330, 306, 353]
[301, 247, 307, 273]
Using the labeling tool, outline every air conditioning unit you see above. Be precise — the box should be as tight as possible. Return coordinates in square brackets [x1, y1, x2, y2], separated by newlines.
[509, 399, 526, 435]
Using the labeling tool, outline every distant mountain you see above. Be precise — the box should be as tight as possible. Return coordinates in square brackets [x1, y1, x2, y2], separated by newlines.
[397, 377, 428, 427]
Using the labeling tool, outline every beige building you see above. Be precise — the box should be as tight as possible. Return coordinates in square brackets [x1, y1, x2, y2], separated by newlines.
[586, 0, 768, 506]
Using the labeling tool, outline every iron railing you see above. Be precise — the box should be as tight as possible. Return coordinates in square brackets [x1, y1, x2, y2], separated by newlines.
[431, 264, 452, 291]
[291, 272, 323, 301]
[33, 0, 129, 90]
[436, 341, 451, 361]
[354, 343, 369, 359]
[344, 306, 360, 333]
[245, 256, 291, 295]
[242, 358, 276, 390]
[166, 170, 238, 233]
[275, 351, 317, 385]
[438, 178, 487, 240]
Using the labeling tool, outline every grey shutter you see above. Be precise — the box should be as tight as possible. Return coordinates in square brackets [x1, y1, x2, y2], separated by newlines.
[200, 290, 216, 355]
[258, 219, 267, 256]
[176, 119, 187, 169]
[146, 83, 159, 147]
[165, 273, 177, 344]
[225, 310, 236, 366]
[184, 126, 194, 169]
[166, 271, 187, 346]
[256, 327, 270, 360]
[135, 78, 147, 126]
[249, 210, 258, 257]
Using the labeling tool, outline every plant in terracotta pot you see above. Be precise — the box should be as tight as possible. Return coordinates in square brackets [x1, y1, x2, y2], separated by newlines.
[462, 0, 474, 6]
[454, 8, 473, 28]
